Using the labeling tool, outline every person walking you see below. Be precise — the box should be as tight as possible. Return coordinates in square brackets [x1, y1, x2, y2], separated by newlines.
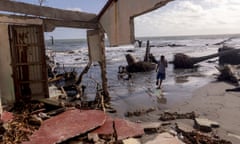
[156, 55, 168, 89]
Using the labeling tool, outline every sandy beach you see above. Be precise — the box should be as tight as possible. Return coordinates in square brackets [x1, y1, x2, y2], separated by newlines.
[171, 82, 240, 143]
[123, 81, 240, 143]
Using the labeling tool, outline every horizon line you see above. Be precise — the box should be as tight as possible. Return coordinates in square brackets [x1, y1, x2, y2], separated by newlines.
[45, 33, 240, 40]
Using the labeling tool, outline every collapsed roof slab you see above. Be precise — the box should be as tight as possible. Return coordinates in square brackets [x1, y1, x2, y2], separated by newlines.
[99, 0, 174, 46]
[0, 1, 99, 31]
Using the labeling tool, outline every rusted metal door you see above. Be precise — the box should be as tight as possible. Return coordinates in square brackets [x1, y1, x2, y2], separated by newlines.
[9, 25, 49, 101]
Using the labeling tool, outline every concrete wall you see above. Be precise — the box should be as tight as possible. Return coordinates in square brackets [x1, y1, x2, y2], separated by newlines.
[0, 17, 43, 105]
[0, 23, 15, 104]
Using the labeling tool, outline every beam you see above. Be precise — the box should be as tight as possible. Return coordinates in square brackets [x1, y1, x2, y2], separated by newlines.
[0, 14, 43, 25]
[0, 0, 97, 22]
[0, 14, 98, 32]
[43, 19, 99, 31]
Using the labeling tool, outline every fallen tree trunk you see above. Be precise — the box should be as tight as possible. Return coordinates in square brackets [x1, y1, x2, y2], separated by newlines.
[125, 54, 156, 72]
[173, 48, 240, 68]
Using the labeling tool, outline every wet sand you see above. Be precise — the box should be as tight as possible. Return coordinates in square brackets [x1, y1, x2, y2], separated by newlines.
[171, 82, 240, 144]
[118, 81, 240, 144]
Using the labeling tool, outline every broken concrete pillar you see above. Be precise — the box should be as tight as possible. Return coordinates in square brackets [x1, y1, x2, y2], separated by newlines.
[0, 88, 2, 116]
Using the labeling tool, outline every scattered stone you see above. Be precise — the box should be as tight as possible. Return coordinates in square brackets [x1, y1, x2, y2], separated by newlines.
[140, 122, 161, 130]
[159, 112, 196, 121]
[145, 132, 184, 144]
[194, 118, 220, 132]
[88, 133, 100, 143]
[175, 122, 194, 133]
[123, 138, 141, 144]
[140, 122, 161, 134]
[175, 125, 231, 144]
[125, 108, 155, 117]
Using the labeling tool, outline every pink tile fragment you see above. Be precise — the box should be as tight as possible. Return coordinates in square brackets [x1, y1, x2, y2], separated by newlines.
[23, 109, 106, 144]
[114, 118, 144, 140]
[92, 115, 114, 135]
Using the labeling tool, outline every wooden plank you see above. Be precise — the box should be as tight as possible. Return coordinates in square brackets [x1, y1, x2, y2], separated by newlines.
[0, 0, 97, 22]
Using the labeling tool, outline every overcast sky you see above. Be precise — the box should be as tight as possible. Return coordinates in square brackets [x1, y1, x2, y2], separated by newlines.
[16, 0, 240, 39]
[135, 0, 240, 37]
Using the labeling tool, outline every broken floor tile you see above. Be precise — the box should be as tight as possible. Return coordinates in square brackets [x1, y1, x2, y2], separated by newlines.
[23, 109, 106, 144]
[114, 118, 144, 140]
[145, 132, 184, 144]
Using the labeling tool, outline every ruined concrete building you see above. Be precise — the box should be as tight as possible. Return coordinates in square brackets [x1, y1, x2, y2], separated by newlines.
[0, 0, 173, 110]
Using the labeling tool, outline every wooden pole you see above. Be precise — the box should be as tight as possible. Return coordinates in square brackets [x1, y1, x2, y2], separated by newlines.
[75, 61, 92, 85]
[98, 29, 110, 101]
[144, 40, 150, 62]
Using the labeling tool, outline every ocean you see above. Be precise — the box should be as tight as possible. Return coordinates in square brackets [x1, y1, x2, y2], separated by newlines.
[45, 34, 240, 118]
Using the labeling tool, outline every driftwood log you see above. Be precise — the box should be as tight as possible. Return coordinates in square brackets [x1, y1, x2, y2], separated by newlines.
[219, 46, 240, 65]
[173, 48, 240, 69]
[125, 54, 156, 72]
[216, 64, 239, 85]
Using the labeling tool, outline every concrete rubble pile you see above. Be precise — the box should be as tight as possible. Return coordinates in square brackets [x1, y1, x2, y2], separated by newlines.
[0, 102, 233, 144]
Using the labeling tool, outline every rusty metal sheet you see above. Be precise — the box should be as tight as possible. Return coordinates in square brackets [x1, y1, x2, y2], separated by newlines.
[23, 109, 106, 144]
[114, 118, 144, 140]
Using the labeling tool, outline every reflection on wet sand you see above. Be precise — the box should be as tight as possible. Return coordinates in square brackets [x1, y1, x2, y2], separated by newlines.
[157, 95, 167, 104]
